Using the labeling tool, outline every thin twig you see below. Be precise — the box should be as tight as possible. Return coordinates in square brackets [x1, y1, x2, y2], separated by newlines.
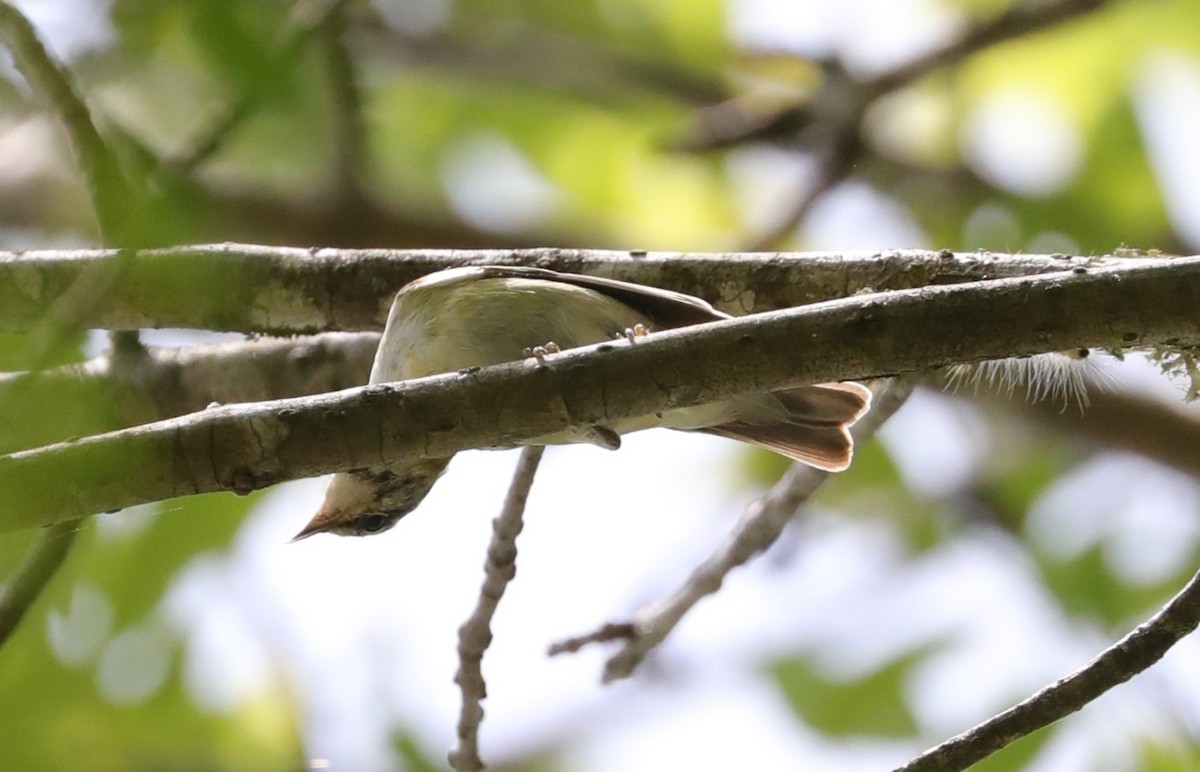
[0, 521, 81, 648]
[449, 446, 546, 771]
[896, 564, 1200, 771]
[549, 376, 917, 681]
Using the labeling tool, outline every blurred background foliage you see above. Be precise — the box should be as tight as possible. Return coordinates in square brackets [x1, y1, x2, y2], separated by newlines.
[3, 0, 1200, 770]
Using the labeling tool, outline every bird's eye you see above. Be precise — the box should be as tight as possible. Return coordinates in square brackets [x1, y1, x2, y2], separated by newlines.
[359, 513, 389, 533]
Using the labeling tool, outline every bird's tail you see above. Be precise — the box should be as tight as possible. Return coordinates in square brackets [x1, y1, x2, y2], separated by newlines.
[702, 382, 872, 472]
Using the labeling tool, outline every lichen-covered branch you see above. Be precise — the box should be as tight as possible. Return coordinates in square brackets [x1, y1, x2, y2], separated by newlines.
[0, 244, 1170, 333]
[2, 257, 1197, 532]
[0, 333, 378, 453]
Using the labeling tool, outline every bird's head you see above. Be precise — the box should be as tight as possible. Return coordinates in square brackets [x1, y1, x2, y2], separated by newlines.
[292, 459, 450, 540]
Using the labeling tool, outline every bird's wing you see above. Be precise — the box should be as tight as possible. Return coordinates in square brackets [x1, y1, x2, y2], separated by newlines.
[474, 265, 729, 329]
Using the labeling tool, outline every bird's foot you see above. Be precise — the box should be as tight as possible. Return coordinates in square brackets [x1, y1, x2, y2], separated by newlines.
[523, 341, 561, 366]
[617, 323, 649, 344]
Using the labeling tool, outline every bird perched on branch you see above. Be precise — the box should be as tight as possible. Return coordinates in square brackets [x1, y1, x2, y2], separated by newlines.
[294, 265, 871, 540]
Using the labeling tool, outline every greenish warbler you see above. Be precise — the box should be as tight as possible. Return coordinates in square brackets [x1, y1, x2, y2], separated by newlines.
[294, 266, 871, 540]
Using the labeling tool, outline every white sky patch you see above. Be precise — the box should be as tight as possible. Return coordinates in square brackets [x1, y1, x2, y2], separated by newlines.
[9, 0, 113, 62]
[724, 145, 815, 233]
[728, 0, 960, 75]
[440, 132, 564, 234]
[802, 181, 928, 249]
[1133, 53, 1200, 248]
[877, 389, 985, 498]
[962, 92, 1085, 197]
[46, 581, 114, 668]
[97, 621, 173, 705]
[373, 0, 451, 36]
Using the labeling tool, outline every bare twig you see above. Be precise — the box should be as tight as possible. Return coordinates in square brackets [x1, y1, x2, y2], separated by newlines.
[3, 258, 1199, 532]
[0, 521, 80, 648]
[550, 377, 916, 681]
[449, 446, 546, 771]
[896, 563, 1200, 771]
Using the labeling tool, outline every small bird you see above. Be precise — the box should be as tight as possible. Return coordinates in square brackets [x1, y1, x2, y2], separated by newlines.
[293, 265, 871, 539]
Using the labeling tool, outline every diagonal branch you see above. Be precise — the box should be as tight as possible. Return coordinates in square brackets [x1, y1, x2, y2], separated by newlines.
[0, 521, 80, 648]
[0, 244, 1170, 333]
[549, 376, 917, 681]
[896, 563, 1200, 772]
[1, 257, 1197, 532]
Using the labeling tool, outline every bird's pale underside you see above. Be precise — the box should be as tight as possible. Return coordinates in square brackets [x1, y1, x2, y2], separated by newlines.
[294, 266, 871, 539]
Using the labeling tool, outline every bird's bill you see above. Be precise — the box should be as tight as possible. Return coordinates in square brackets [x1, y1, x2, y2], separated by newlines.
[290, 505, 338, 542]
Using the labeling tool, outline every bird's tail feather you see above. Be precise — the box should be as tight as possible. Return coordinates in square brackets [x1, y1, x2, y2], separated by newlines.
[701, 382, 872, 472]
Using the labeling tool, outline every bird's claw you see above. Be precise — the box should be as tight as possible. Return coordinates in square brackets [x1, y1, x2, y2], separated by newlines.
[617, 323, 649, 344]
[523, 341, 561, 366]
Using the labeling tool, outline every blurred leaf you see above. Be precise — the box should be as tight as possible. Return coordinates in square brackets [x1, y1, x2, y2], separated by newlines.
[1135, 736, 1200, 772]
[393, 731, 444, 772]
[769, 643, 943, 738]
[78, 492, 259, 627]
[1035, 542, 1194, 626]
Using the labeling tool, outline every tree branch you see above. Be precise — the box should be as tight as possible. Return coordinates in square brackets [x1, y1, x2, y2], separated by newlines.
[2, 257, 1197, 532]
[449, 446, 545, 772]
[0, 521, 80, 648]
[897, 563, 1200, 772]
[549, 376, 916, 681]
[0, 244, 1169, 333]
[0, 333, 378, 453]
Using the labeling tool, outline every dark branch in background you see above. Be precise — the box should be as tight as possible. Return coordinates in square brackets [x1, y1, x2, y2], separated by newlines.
[747, 120, 862, 250]
[683, 0, 1114, 153]
[680, 0, 1114, 251]
[319, 1, 373, 245]
[449, 446, 545, 772]
[165, 0, 354, 174]
[946, 376, 1200, 480]
[0, 521, 80, 648]
[872, 0, 1113, 96]
[897, 564, 1200, 772]
[549, 376, 917, 681]
[2, 258, 1198, 532]
[364, 16, 728, 109]
[0, 245, 1170, 334]
[0, 157, 554, 250]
